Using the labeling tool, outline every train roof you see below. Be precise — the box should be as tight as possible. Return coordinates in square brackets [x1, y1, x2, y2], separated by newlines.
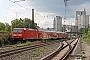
[13, 28, 68, 34]
[37, 28, 49, 31]
[14, 28, 26, 30]
[14, 28, 37, 30]
[45, 30, 68, 34]
[56, 31, 63, 33]
[14, 28, 23, 29]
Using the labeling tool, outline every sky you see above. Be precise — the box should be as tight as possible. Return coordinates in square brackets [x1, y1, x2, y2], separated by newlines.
[0, 0, 90, 28]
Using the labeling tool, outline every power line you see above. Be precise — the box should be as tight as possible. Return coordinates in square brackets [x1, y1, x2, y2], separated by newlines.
[64, 0, 69, 19]
[64, 0, 74, 19]
[31, 0, 48, 13]
[32, 1, 48, 19]
[67, 6, 75, 18]
[67, 6, 73, 18]
[31, 0, 56, 18]
[9, 0, 31, 11]
[0, 0, 54, 27]
[64, 0, 72, 18]
[9, 0, 49, 20]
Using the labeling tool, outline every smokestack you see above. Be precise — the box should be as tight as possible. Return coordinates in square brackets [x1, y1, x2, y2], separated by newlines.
[32, 9, 34, 29]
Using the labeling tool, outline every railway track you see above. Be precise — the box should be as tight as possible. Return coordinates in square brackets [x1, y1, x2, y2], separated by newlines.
[60, 39, 78, 60]
[41, 39, 78, 60]
[0, 40, 60, 59]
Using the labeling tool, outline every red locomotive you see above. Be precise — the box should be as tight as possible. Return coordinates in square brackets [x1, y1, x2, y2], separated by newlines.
[12, 28, 68, 41]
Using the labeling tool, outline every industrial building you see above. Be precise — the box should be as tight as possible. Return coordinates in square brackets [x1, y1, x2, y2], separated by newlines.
[62, 25, 78, 32]
[75, 9, 89, 29]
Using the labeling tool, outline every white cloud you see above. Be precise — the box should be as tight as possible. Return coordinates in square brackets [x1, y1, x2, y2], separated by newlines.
[9, 6, 55, 28]
[80, 2, 90, 15]
[34, 12, 54, 28]
[70, 2, 90, 13]
[1, 1, 90, 28]
[0, 6, 32, 25]
[9, 7, 31, 19]
[0, 5, 55, 28]
[62, 18, 75, 25]
[68, 2, 90, 26]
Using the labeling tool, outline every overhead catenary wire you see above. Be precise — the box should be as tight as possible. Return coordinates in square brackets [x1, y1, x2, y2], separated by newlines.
[31, 0, 48, 13]
[64, 0, 74, 19]
[31, 0, 56, 18]
[9, 0, 53, 28]
[31, 0, 48, 20]
[9, 0, 49, 21]
[0, 1, 27, 19]
[0, 0, 58, 29]
[63, 0, 76, 26]
[9, 0, 31, 11]
[64, 0, 69, 20]
[11, 0, 46, 16]
[67, 6, 75, 18]
[66, 6, 73, 19]
[30, 0, 57, 28]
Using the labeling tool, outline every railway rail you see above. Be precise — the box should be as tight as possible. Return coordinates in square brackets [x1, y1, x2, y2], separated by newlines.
[60, 39, 78, 60]
[41, 39, 78, 60]
[0, 40, 60, 59]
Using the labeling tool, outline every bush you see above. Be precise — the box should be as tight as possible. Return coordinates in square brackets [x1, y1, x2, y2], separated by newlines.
[0, 38, 3, 46]
[82, 34, 87, 38]
[0, 37, 10, 46]
[0, 38, 2, 46]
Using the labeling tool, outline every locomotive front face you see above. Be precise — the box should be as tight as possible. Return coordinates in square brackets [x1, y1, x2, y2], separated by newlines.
[12, 28, 24, 40]
[13, 29, 22, 36]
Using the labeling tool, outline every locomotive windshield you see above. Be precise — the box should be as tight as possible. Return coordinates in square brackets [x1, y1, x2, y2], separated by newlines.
[14, 29, 22, 32]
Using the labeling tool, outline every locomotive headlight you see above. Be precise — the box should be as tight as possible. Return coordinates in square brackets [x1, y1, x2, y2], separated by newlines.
[18, 34, 22, 36]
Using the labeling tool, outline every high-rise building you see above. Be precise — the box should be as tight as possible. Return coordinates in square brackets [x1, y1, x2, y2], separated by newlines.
[53, 16, 62, 31]
[75, 11, 82, 26]
[81, 8, 86, 15]
[75, 9, 89, 29]
[81, 15, 89, 28]
[76, 11, 82, 20]
[77, 15, 81, 29]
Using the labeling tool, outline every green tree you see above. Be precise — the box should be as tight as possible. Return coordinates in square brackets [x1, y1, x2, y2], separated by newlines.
[79, 28, 88, 34]
[11, 19, 24, 29]
[23, 18, 32, 28]
[23, 18, 39, 28]
[5, 23, 11, 32]
[34, 23, 39, 28]
[11, 18, 39, 29]
[79, 27, 89, 38]
[0, 22, 5, 31]
[87, 28, 90, 38]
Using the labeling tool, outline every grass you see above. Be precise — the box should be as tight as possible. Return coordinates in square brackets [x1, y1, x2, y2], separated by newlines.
[32, 47, 45, 56]
[1, 39, 52, 48]
[83, 38, 90, 46]
[41, 39, 52, 42]
[6, 41, 41, 48]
